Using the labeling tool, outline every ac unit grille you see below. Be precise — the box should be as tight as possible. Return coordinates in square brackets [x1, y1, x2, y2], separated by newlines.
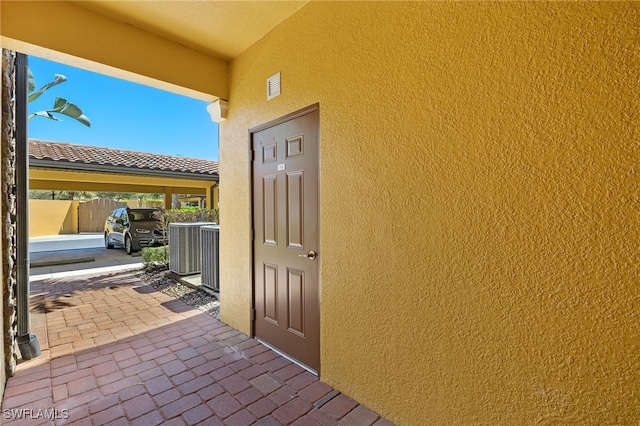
[200, 225, 220, 291]
[169, 222, 215, 275]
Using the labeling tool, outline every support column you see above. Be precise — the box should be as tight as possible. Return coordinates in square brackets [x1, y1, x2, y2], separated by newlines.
[205, 186, 212, 210]
[164, 187, 172, 210]
[213, 184, 219, 210]
[15, 53, 39, 360]
[1, 48, 16, 383]
[0, 49, 5, 399]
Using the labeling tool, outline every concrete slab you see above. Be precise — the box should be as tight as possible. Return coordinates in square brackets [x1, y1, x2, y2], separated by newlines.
[30, 252, 95, 268]
[29, 235, 144, 281]
[175, 273, 219, 299]
[30, 233, 104, 253]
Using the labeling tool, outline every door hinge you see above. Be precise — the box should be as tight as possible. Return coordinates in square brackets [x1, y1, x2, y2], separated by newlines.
[251, 309, 256, 321]
[249, 149, 255, 162]
[251, 229, 254, 241]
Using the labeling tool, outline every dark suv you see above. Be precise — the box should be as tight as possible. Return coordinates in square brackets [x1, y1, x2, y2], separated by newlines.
[104, 207, 166, 254]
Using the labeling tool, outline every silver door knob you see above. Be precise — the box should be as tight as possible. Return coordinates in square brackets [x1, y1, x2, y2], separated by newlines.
[298, 250, 317, 260]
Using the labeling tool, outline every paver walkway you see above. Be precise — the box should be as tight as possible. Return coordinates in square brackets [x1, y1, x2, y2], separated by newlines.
[1, 270, 394, 425]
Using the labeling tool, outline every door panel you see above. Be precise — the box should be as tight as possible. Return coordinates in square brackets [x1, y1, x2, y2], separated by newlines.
[262, 175, 278, 246]
[287, 268, 305, 336]
[263, 263, 279, 324]
[252, 106, 320, 373]
[286, 171, 304, 249]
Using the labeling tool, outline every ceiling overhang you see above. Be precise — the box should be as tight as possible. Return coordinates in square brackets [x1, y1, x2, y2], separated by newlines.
[0, 1, 309, 101]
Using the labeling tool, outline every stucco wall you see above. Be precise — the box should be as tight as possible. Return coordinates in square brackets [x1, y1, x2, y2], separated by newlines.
[220, 2, 639, 424]
[29, 200, 78, 237]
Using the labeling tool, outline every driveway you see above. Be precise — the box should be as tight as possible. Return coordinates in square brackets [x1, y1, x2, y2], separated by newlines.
[30, 234, 144, 281]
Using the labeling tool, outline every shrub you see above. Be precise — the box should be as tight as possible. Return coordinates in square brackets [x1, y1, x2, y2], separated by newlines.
[146, 208, 218, 268]
[153, 208, 218, 230]
[152, 208, 219, 246]
[163, 207, 219, 225]
[141, 245, 168, 267]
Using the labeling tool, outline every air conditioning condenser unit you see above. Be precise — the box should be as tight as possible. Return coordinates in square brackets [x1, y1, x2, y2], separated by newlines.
[200, 225, 220, 291]
[169, 222, 215, 275]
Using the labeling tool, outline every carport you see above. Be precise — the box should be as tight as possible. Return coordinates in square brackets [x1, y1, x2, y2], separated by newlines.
[29, 139, 219, 210]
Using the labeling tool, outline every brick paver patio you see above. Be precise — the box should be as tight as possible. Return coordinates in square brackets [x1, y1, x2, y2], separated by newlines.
[1, 270, 394, 425]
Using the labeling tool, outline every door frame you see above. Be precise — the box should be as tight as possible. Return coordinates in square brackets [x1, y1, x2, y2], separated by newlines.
[248, 103, 321, 372]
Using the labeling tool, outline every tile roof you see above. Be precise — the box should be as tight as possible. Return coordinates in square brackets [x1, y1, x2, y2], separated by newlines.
[29, 139, 218, 178]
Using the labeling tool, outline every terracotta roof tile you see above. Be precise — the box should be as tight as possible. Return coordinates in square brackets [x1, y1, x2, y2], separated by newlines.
[29, 139, 218, 177]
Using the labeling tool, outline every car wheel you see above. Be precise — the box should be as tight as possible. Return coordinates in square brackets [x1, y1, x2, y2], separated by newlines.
[125, 235, 134, 255]
[105, 233, 114, 249]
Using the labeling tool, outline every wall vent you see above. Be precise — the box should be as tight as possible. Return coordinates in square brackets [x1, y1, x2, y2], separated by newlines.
[267, 72, 281, 100]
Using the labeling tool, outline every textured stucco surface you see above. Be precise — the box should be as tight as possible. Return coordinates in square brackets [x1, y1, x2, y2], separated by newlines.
[29, 200, 79, 237]
[221, 2, 639, 424]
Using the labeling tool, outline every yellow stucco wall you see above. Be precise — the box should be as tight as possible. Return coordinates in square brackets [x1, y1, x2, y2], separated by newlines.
[29, 200, 79, 237]
[221, 2, 639, 424]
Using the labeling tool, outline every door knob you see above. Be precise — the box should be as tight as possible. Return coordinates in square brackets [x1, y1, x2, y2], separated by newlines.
[298, 250, 317, 260]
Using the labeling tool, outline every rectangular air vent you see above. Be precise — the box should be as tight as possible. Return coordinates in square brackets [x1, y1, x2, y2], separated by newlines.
[267, 72, 281, 100]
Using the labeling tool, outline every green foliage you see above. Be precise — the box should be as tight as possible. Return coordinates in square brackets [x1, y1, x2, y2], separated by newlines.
[27, 70, 65, 102]
[154, 208, 219, 228]
[27, 68, 91, 127]
[95, 192, 163, 202]
[141, 246, 168, 267]
[152, 207, 219, 247]
[29, 190, 57, 200]
[29, 190, 168, 203]
[141, 209, 218, 268]
[29, 190, 96, 200]
[142, 209, 218, 268]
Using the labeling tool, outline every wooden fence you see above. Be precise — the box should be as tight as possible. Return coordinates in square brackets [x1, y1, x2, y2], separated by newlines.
[78, 199, 125, 233]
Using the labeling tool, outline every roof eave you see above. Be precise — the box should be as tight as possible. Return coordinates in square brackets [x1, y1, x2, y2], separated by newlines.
[29, 158, 219, 182]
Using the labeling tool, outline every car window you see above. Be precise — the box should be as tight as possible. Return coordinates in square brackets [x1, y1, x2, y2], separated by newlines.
[129, 210, 159, 222]
[119, 210, 129, 223]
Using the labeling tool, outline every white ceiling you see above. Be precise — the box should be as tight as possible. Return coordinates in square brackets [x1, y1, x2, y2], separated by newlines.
[71, 1, 310, 61]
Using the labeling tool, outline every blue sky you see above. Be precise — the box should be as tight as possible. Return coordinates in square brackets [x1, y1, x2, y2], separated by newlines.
[27, 55, 219, 161]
